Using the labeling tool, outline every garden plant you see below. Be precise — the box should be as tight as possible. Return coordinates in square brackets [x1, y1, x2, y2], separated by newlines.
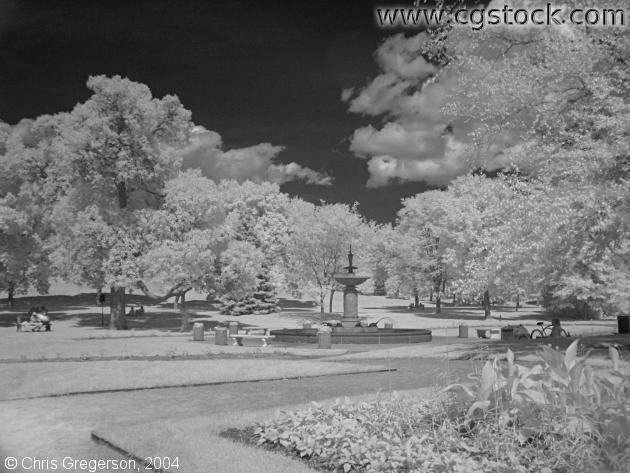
[252, 341, 630, 472]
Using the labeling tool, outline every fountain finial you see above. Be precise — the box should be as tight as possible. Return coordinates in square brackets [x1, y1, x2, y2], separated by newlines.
[344, 244, 358, 274]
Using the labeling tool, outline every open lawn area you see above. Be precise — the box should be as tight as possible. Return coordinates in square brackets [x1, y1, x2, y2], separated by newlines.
[0, 288, 627, 473]
[0, 359, 389, 400]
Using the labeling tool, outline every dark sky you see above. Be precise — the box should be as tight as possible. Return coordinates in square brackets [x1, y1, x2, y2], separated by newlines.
[0, 0, 434, 222]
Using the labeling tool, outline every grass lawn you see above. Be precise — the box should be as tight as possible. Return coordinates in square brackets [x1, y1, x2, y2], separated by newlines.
[1, 286, 621, 472]
[1, 358, 475, 473]
[91, 387, 436, 473]
[0, 359, 390, 400]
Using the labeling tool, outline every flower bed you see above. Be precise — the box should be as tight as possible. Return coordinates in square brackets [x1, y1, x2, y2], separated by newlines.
[248, 342, 630, 472]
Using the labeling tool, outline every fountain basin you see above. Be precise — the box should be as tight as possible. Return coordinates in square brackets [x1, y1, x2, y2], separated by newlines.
[270, 327, 432, 344]
[333, 274, 370, 287]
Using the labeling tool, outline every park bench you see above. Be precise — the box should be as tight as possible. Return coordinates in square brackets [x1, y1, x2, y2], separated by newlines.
[17, 320, 52, 332]
[229, 328, 275, 347]
[476, 328, 500, 339]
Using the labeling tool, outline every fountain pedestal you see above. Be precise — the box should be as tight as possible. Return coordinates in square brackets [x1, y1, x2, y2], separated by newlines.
[341, 285, 360, 327]
[333, 274, 369, 328]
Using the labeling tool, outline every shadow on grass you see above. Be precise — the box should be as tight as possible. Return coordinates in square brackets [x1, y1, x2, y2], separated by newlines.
[460, 333, 630, 361]
[277, 298, 318, 310]
[0, 292, 227, 331]
[0, 308, 224, 332]
[72, 311, 228, 332]
[156, 299, 220, 311]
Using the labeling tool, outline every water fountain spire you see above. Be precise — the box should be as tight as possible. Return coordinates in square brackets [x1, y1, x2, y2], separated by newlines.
[344, 244, 358, 274]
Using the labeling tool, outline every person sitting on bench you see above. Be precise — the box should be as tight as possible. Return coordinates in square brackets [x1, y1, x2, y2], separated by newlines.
[28, 308, 51, 331]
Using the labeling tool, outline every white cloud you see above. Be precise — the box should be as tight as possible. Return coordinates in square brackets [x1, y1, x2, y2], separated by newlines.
[350, 122, 446, 161]
[345, 31, 525, 186]
[376, 33, 436, 80]
[347, 73, 411, 116]
[340, 88, 354, 102]
[267, 162, 332, 186]
[365, 137, 471, 187]
[181, 127, 331, 186]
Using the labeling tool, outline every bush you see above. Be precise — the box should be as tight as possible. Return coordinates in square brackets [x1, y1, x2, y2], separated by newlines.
[251, 343, 630, 472]
[220, 269, 278, 316]
[446, 340, 630, 471]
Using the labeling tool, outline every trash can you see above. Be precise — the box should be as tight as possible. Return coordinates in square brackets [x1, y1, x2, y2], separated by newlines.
[618, 315, 629, 334]
[192, 322, 204, 341]
[215, 327, 228, 345]
[228, 321, 239, 335]
[501, 326, 514, 341]
[459, 325, 468, 338]
[318, 331, 332, 349]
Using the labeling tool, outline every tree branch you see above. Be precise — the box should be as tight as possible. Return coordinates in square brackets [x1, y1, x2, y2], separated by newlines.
[135, 280, 192, 302]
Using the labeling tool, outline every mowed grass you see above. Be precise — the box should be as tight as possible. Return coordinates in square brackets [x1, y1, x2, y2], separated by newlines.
[94, 416, 318, 473]
[0, 359, 389, 400]
[92, 387, 437, 473]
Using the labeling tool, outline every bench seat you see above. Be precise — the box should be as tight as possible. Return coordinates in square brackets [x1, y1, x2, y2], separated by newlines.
[476, 328, 500, 339]
[229, 333, 275, 347]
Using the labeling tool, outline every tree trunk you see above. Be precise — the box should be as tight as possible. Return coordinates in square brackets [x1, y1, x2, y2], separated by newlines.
[435, 291, 441, 314]
[179, 291, 190, 332]
[413, 287, 419, 308]
[319, 292, 325, 314]
[174, 293, 180, 310]
[329, 289, 335, 313]
[515, 294, 520, 312]
[116, 181, 128, 209]
[109, 285, 128, 330]
[7, 281, 14, 308]
[429, 289, 433, 302]
[96, 287, 102, 306]
[483, 290, 491, 319]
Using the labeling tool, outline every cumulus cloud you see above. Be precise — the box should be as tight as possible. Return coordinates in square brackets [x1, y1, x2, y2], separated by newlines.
[375, 33, 437, 80]
[346, 73, 412, 116]
[181, 127, 332, 186]
[365, 136, 471, 187]
[267, 162, 333, 186]
[345, 31, 523, 186]
[340, 88, 354, 102]
[350, 122, 446, 161]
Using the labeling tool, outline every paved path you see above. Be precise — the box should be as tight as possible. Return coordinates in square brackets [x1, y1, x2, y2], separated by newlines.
[0, 357, 477, 473]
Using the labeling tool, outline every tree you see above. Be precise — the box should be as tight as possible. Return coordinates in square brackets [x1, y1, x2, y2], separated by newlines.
[134, 171, 290, 324]
[5, 75, 192, 328]
[382, 13, 630, 318]
[283, 201, 369, 313]
[216, 180, 290, 315]
[435, 11, 630, 316]
[0, 117, 61, 299]
[0, 198, 50, 299]
[217, 243, 268, 316]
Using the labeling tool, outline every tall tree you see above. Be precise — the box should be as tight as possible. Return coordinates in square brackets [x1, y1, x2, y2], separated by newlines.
[385, 8, 630, 317]
[283, 201, 368, 313]
[216, 180, 290, 315]
[436, 9, 630, 316]
[8, 75, 192, 328]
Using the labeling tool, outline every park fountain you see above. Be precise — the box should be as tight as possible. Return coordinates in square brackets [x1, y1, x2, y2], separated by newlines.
[334, 244, 370, 328]
[271, 246, 432, 345]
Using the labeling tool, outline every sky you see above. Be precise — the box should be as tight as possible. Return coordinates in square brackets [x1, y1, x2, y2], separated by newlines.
[0, 0, 446, 222]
